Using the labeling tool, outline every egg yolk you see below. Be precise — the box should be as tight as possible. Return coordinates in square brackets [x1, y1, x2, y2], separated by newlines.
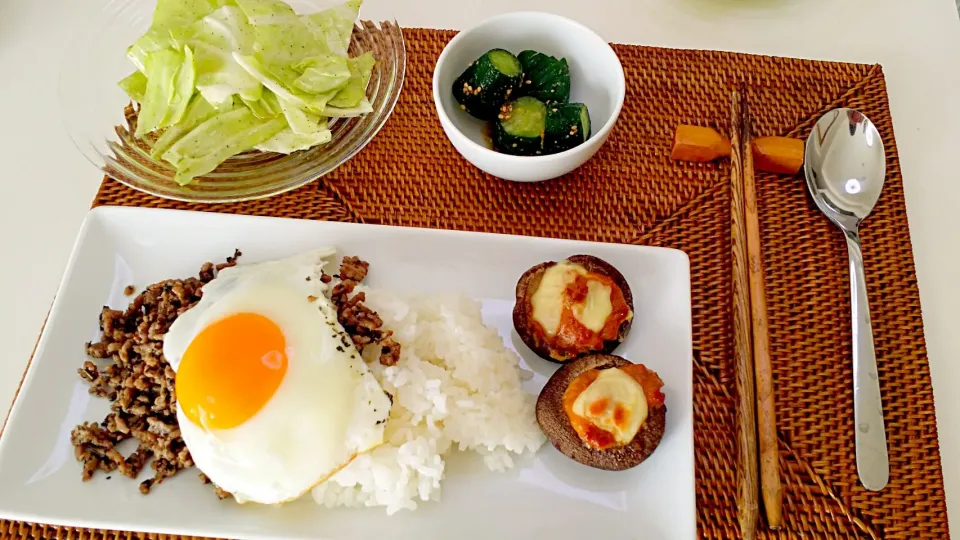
[175, 312, 288, 431]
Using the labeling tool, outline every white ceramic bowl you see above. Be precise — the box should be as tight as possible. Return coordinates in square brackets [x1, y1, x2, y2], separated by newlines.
[432, 12, 625, 183]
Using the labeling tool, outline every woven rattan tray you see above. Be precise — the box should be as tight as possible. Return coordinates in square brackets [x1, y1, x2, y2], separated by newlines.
[2, 28, 949, 539]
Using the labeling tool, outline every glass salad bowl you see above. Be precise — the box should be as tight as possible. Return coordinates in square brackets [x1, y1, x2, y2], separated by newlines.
[59, 0, 405, 203]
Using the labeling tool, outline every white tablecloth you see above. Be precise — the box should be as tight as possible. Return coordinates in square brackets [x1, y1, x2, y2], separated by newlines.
[1, 0, 957, 531]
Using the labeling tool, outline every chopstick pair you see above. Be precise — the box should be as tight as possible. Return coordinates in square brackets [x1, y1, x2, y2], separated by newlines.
[729, 89, 783, 538]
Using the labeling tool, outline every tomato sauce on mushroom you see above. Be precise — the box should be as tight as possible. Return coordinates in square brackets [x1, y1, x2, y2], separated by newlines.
[561, 364, 665, 450]
[539, 272, 632, 359]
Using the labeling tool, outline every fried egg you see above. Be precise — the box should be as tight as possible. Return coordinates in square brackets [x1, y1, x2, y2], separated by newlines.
[162, 248, 392, 505]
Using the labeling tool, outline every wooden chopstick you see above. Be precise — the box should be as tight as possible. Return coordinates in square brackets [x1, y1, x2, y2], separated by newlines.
[730, 90, 760, 540]
[741, 91, 784, 530]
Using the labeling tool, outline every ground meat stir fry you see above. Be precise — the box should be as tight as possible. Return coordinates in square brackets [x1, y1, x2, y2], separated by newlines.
[339, 256, 369, 282]
[329, 257, 401, 366]
[71, 251, 240, 494]
[199, 472, 231, 499]
[71, 250, 399, 496]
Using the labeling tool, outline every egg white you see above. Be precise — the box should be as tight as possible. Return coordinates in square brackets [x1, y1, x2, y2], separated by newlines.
[162, 248, 392, 505]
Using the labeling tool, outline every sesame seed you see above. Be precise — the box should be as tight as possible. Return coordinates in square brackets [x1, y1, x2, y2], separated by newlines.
[460, 104, 466, 111]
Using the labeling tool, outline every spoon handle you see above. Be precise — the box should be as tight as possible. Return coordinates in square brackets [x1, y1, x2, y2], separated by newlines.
[844, 230, 889, 491]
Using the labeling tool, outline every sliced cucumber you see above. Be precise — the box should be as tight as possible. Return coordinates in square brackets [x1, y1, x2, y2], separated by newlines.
[518, 50, 570, 104]
[544, 103, 591, 154]
[493, 96, 547, 156]
[452, 49, 523, 121]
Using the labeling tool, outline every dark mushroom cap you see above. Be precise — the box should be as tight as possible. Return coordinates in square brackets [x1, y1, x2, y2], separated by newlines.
[513, 254, 634, 364]
[535, 354, 666, 471]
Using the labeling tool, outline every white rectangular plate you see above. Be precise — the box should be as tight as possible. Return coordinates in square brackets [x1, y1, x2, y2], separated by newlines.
[0, 206, 694, 540]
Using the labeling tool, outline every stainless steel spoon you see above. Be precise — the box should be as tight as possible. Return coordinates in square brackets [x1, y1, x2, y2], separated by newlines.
[804, 108, 889, 491]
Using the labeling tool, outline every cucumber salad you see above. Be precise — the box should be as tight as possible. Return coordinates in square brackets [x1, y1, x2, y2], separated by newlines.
[119, 0, 375, 186]
[452, 48, 591, 156]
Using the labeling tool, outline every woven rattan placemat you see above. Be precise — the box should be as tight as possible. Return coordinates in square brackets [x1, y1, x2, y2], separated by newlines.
[3, 28, 949, 540]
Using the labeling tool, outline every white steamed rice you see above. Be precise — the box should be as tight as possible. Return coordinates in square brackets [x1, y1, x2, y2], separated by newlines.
[310, 289, 545, 514]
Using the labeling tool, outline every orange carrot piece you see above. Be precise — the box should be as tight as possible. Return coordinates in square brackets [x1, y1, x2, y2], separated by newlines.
[671, 125, 732, 162]
[751, 136, 804, 175]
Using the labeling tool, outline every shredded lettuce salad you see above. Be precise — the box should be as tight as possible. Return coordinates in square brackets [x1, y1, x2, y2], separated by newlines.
[119, 0, 374, 185]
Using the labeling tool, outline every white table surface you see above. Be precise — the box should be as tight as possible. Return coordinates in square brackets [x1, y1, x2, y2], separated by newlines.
[1, 0, 957, 533]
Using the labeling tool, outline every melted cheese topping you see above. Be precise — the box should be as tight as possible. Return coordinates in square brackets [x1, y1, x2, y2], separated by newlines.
[572, 279, 613, 332]
[571, 367, 648, 445]
[530, 262, 613, 336]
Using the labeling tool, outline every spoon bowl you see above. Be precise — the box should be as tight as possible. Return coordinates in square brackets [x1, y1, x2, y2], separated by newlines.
[805, 108, 886, 228]
[804, 108, 890, 492]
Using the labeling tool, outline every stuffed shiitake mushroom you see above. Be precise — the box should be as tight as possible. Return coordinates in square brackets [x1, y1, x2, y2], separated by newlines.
[536, 354, 666, 471]
[513, 255, 633, 363]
